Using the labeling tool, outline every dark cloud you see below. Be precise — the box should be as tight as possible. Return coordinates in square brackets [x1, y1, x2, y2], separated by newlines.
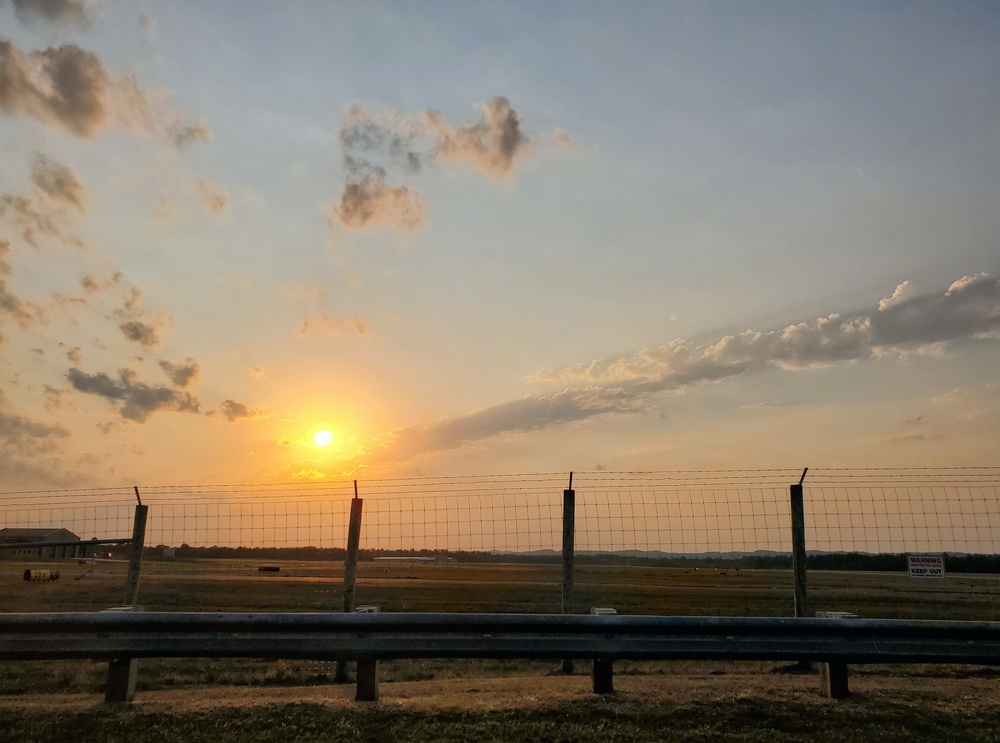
[0, 40, 110, 137]
[0, 389, 70, 458]
[31, 154, 86, 211]
[10, 0, 92, 29]
[0, 39, 209, 145]
[365, 386, 640, 466]
[0, 389, 72, 485]
[329, 175, 426, 231]
[870, 274, 1000, 346]
[0, 276, 37, 330]
[536, 274, 1000, 389]
[329, 96, 565, 231]
[425, 97, 533, 178]
[67, 367, 202, 422]
[217, 399, 268, 422]
[158, 357, 199, 388]
[119, 319, 159, 348]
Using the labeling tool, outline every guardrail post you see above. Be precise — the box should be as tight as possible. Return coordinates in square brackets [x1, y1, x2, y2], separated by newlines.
[105, 491, 146, 703]
[816, 611, 857, 699]
[591, 607, 617, 693]
[356, 657, 379, 701]
[335, 484, 363, 684]
[561, 472, 575, 674]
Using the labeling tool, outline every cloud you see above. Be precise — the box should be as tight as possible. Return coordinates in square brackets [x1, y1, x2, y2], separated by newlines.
[198, 178, 227, 216]
[424, 96, 534, 179]
[9, 0, 93, 29]
[31, 154, 86, 211]
[217, 399, 268, 422]
[1, 242, 39, 329]
[0, 41, 110, 137]
[66, 367, 202, 422]
[170, 118, 210, 148]
[328, 175, 426, 231]
[0, 192, 85, 248]
[350, 273, 1000, 467]
[158, 357, 199, 388]
[328, 96, 567, 230]
[364, 386, 641, 466]
[0, 39, 209, 145]
[0, 389, 72, 484]
[298, 312, 367, 338]
[119, 319, 159, 348]
[535, 274, 1000, 388]
[0, 399, 69, 455]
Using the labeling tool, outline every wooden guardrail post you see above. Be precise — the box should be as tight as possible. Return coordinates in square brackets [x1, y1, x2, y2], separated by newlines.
[105, 488, 147, 703]
[335, 482, 364, 683]
[561, 472, 575, 674]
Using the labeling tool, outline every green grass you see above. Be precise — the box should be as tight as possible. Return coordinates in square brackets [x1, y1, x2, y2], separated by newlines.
[2, 695, 999, 743]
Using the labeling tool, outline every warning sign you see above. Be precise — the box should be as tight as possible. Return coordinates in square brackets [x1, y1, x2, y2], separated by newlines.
[907, 553, 945, 578]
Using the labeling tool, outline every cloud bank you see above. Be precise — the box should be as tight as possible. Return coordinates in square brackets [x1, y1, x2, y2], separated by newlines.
[361, 274, 1000, 466]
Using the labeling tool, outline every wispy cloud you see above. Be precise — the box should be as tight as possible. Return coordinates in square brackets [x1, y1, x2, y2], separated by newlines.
[217, 399, 268, 422]
[198, 179, 227, 216]
[31, 155, 86, 211]
[298, 312, 367, 338]
[9, 0, 93, 29]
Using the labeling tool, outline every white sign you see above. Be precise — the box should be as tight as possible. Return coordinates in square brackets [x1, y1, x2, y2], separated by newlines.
[907, 553, 945, 579]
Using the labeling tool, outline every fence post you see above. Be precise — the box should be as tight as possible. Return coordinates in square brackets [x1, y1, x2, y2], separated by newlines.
[335, 482, 364, 683]
[561, 472, 575, 674]
[105, 488, 146, 703]
[790, 468, 809, 618]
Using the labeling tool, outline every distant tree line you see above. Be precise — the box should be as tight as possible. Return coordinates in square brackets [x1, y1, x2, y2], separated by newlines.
[147, 544, 1000, 573]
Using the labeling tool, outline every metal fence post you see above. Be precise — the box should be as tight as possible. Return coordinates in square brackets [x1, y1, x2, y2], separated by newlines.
[562, 472, 575, 674]
[105, 488, 146, 703]
[335, 482, 363, 683]
[790, 468, 809, 618]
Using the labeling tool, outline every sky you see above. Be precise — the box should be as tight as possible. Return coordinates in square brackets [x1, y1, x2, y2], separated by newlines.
[1, 0, 999, 490]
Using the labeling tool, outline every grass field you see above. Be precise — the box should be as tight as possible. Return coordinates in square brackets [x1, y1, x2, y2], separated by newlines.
[2, 557, 999, 740]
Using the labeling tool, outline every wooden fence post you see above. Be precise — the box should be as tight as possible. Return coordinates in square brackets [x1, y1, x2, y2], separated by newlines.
[335, 482, 363, 683]
[562, 472, 575, 674]
[105, 489, 146, 703]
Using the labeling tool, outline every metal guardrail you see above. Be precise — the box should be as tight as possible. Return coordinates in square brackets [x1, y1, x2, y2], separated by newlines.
[2, 612, 999, 701]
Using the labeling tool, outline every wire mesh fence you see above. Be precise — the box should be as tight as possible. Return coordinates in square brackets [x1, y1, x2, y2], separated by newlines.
[1, 467, 999, 617]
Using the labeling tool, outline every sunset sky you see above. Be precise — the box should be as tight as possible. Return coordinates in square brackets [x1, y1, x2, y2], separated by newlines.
[2, 1, 999, 489]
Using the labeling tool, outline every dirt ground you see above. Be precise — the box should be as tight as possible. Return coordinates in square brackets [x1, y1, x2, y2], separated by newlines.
[4, 667, 998, 715]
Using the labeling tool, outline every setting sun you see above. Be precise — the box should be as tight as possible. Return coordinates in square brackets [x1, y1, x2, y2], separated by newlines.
[314, 430, 334, 447]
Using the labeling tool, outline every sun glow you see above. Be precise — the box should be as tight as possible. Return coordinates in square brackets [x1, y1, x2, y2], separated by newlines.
[314, 430, 334, 446]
